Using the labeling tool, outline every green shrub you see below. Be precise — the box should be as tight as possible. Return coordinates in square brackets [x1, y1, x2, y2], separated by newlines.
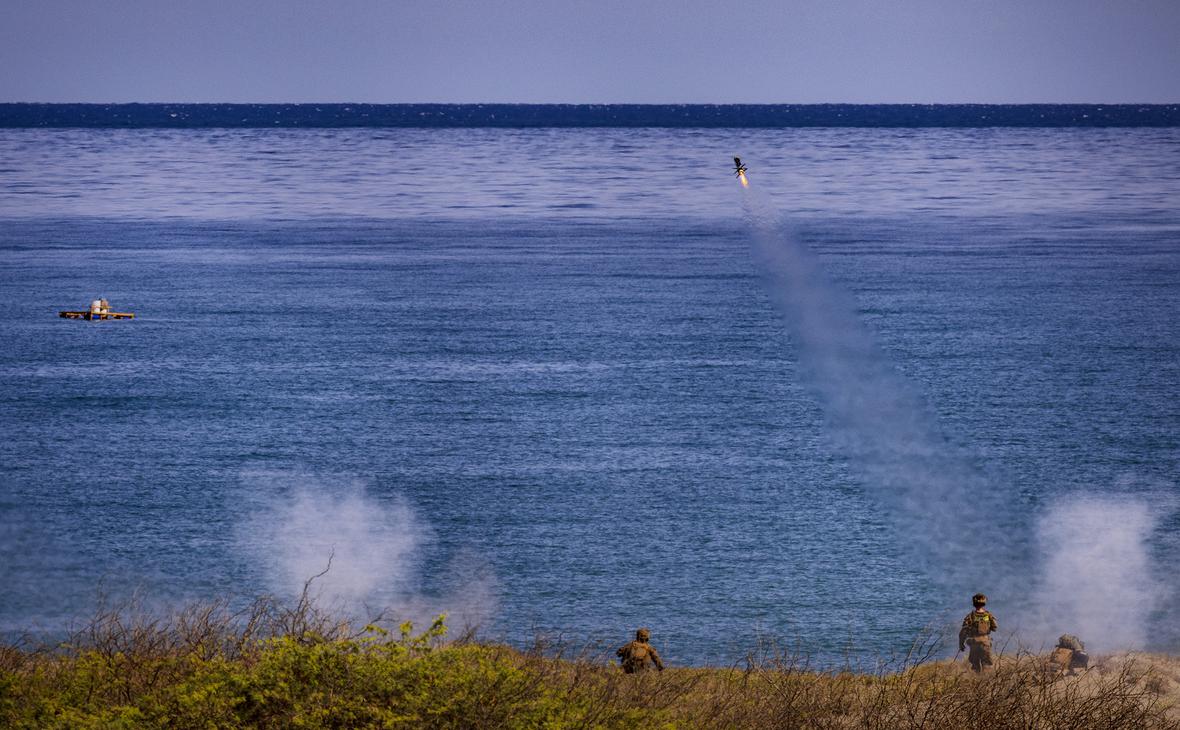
[3, 599, 1178, 729]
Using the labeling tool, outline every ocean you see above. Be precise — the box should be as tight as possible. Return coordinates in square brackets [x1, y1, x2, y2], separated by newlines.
[2, 107, 1179, 665]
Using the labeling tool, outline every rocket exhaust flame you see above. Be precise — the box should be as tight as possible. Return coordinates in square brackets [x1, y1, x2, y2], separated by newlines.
[738, 171, 749, 187]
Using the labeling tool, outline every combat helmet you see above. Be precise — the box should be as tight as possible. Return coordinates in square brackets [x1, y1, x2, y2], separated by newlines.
[972, 593, 988, 608]
[1057, 634, 1085, 652]
[636, 627, 651, 641]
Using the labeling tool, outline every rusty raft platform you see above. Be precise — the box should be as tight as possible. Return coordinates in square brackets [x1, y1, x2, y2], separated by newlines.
[59, 311, 135, 320]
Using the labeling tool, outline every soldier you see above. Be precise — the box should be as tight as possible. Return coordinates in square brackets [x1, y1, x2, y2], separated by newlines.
[1046, 634, 1089, 677]
[958, 593, 998, 672]
[616, 627, 665, 673]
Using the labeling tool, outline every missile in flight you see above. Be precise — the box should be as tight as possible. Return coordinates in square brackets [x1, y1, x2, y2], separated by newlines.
[733, 157, 749, 187]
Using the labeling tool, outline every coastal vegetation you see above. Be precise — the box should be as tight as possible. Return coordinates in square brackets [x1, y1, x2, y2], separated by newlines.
[2, 595, 1178, 729]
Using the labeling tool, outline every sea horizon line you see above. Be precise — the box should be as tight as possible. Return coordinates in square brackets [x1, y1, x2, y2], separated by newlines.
[2, 102, 1179, 128]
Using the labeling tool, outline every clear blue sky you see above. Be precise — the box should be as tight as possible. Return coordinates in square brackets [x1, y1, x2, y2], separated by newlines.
[2, 0, 1178, 103]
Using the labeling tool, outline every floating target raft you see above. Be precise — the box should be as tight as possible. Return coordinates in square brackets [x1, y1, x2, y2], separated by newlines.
[59, 310, 135, 320]
[59, 299, 135, 320]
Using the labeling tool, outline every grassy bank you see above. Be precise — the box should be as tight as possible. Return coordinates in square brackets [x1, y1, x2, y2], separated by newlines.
[2, 597, 1179, 728]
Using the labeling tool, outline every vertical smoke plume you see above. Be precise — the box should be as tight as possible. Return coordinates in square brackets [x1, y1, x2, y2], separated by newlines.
[740, 193, 1011, 599]
[1033, 496, 1165, 653]
[238, 474, 497, 629]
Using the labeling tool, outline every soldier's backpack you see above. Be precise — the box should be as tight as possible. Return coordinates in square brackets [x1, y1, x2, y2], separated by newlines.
[622, 641, 651, 671]
[969, 611, 993, 637]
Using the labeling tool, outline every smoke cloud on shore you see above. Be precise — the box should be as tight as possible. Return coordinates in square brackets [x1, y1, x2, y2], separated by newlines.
[1031, 495, 1167, 653]
[238, 472, 497, 630]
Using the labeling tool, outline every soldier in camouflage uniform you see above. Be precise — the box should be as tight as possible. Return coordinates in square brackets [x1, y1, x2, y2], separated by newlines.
[958, 593, 998, 672]
[617, 628, 665, 673]
[1046, 634, 1089, 677]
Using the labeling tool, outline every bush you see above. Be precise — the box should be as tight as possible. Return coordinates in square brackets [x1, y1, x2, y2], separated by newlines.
[2, 597, 1178, 729]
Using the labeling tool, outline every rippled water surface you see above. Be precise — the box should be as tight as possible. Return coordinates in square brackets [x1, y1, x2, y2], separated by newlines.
[1, 128, 1179, 664]
[3, 127, 1178, 220]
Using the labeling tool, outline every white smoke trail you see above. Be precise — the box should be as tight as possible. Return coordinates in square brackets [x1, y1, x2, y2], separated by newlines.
[740, 191, 1010, 595]
[739, 188, 1174, 653]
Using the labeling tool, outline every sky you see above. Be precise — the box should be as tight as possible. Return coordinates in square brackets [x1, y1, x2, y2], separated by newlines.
[2, 0, 1178, 103]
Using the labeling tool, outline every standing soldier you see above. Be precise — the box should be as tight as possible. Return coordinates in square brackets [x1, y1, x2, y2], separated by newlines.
[617, 628, 665, 673]
[958, 593, 998, 672]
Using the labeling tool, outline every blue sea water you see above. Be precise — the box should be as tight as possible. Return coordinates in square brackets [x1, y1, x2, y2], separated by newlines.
[4, 103, 1179, 128]
[1, 123, 1179, 665]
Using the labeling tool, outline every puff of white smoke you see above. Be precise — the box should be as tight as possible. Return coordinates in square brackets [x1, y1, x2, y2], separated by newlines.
[246, 487, 426, 607]
[1034, 496, 1164, 653]
[238, 476, 497, 629]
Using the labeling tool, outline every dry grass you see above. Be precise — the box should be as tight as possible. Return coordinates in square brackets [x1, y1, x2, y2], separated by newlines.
[1, 593, 1178, 729]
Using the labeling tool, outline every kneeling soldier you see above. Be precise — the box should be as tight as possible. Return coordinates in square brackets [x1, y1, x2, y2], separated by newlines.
[1046, 634, 1089, 676]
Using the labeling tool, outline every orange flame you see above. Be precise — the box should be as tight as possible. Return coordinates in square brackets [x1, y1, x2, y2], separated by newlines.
[738, 171, 749, 187]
